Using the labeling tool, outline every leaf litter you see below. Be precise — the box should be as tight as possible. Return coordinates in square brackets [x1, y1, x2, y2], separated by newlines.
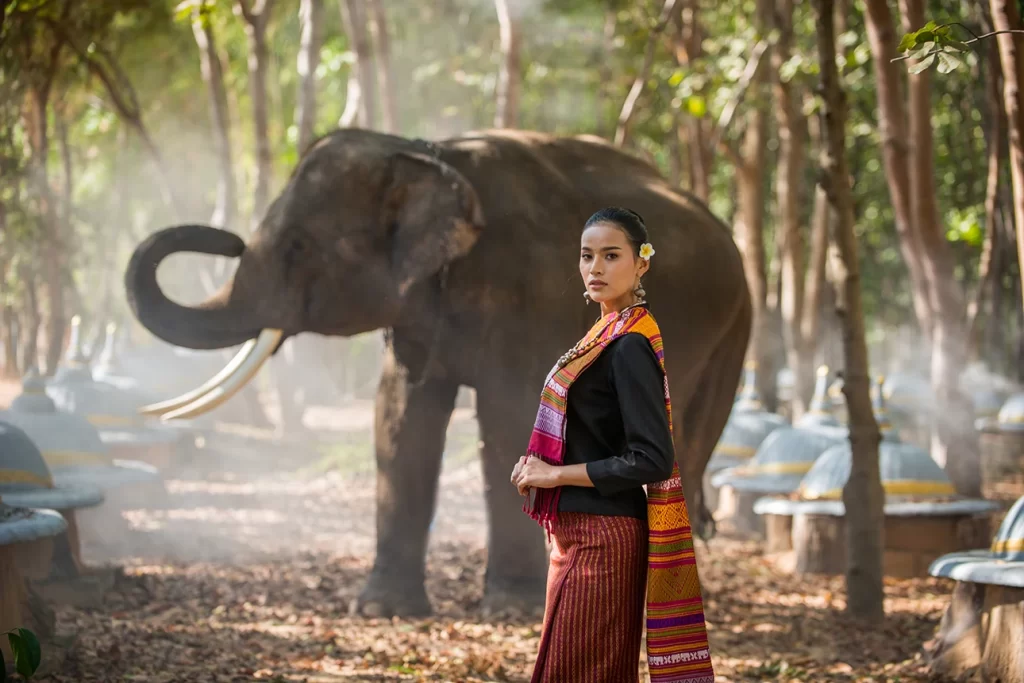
[24, 414, 952, 682]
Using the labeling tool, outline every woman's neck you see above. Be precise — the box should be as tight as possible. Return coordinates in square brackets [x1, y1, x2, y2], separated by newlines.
[600, 295, 641, 318]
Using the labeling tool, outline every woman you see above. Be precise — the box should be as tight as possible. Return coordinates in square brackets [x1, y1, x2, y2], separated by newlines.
[511, 207, 714, 683]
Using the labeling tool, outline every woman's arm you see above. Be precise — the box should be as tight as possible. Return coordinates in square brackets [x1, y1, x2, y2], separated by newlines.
[514, 459, 592, 494]
[513, 334, 674, 494]
[585, 333, 675, 496]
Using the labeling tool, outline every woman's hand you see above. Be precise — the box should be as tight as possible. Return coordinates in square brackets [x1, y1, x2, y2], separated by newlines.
[510, 456, 530, 496]
[514, 455, 562, 492]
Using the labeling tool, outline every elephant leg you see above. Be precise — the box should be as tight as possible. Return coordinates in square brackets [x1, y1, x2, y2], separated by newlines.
[677, 315, 749, 540]
[354, 344, 458, 618]
[476, 384, 549, 617]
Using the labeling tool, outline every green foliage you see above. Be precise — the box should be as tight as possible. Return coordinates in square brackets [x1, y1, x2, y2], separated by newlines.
[1, 628, 42, 681]
[896, 21, 996, 74]
[0, 0, 1002, 361]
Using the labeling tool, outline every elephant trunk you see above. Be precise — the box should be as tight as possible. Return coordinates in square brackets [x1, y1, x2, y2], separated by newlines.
[124, 224, 262, 350]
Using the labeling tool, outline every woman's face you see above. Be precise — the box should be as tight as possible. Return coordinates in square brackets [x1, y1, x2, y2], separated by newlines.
[580, 222, 649, 310]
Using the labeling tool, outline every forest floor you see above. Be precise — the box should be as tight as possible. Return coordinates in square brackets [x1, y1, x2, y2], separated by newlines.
[0, 386, 978, 682]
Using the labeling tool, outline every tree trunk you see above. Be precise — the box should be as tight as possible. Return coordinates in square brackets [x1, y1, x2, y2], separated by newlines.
[1, 306, 16, 378]
[863, 0, 933, 342]
[296, 0, 324, 151]
[23, 86, 66, 377]
[798, 106, 831, 399]
[236, 0, 275, 228]
[989, 197, 1010, 369]
[18, 264, 40, 373]
[898, 0, 981, 498]
[804, 186, 831, 357]
[338, 0, 377, 129]
[193, 4, 238, 229]
[0, 205, 16, 378]
[596, 5, 617, 139]
[493, 0, 521, 129]
[814, 0, 885, 623]
[990, 0, 1024, 314]
[1017, 271, 1024, 382]
[968, 11, 1006, 361]
[615, 0, 679, 146]
[367, 0, 395, 133]
[734, 0, 777, 410]
[671, 0, 712, 201]
[53, 29, 181, 216]
[55, 100, 72, 237]
[772, 0, 809, 417]
[669, 111, 684, 186]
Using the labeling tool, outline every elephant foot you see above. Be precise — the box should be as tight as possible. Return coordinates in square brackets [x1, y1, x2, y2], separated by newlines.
[481, 578, 547, 620]
[350, 572, 432, 618]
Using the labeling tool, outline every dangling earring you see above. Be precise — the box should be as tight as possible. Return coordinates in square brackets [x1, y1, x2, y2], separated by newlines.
[583, 291, 592, 304]
[634, 281, 646, 300]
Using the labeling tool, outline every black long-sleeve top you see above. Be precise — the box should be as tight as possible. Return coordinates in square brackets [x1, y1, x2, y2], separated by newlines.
[556, 332, 676, 520]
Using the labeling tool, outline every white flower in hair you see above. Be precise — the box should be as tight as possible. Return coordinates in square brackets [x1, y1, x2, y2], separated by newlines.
[639, 242, 655, 261]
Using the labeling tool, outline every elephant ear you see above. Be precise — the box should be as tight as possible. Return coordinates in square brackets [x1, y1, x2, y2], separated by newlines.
[386, 151, 484, 296]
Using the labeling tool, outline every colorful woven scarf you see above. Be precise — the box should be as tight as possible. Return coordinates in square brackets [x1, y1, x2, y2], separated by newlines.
[523, 304, 715, 683]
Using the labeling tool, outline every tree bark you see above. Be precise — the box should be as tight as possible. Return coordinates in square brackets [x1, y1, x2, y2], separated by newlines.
[236, 0, 275, 227]
[863, 0, 933, 342]
[18, 263, 40, 373]
[671, 0, 712, 201]
[296, 0, 324, 150]
[772, 0, 809, 417]
[23, 85, 66, 377]
[338, 0, 377, 129]
[615, 0, 680, 146]
[797, 103, 831, 399]
[0, 203, 16, 378]
[733, 0, 777, 409]
[596, 5, 617, 139]
[968, 11, 1006, 361]
[493, 0, 521, 129]
[899, 0, 981, 498]
[990, 0, 1024, 314]
[367, 0, 395, 133]
[813, 0, 885, 623]
[193, 3, 238, 229]
[47, 24, 179, 216]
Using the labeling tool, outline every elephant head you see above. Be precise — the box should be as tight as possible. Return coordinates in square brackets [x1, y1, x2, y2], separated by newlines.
[125, 132, 484, 419]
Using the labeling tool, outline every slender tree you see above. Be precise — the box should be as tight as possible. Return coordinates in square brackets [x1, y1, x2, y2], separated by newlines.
[339, 0, 377, 128]
[295, 0, 323, 151]
[368, 0, 395, 133]
[864, 0, 933, 339]
[493, 0, 521, 129]
[193, 1, 238, 229]
[772, 0, 812, 416]
[813, 0, 885, 623]
[732, 0, 780, 409]
[615, 0, 679, 146]
[990, 0, 1024, 305]
[235, 0, 275, 227]
[898, 0, 980, 497]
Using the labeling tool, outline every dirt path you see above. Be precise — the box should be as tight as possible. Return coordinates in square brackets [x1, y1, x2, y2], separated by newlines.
[13, 405, 946, 682]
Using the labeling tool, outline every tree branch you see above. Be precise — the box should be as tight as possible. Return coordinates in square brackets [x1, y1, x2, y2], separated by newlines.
[707, 39, 768, 157]
[716, 136, 744, 168]
[614, 0, 680, 146]
[891, 27, 1024, 62]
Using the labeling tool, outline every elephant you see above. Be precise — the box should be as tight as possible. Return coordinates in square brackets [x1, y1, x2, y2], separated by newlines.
[123, 128, 751, 617]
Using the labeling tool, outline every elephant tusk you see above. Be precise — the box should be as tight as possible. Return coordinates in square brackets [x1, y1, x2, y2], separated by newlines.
[137, 338, 261, 416]
[155, 328, 283, 422]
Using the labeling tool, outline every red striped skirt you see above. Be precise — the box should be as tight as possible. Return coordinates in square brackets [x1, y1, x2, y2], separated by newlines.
[530, 512, 648, 683]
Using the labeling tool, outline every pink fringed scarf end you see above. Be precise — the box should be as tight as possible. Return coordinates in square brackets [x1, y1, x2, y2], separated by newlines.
[523, 453, 562, 542]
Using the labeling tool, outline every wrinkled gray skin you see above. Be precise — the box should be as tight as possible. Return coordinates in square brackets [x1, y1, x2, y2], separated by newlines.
[124, 129, 751, 617]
